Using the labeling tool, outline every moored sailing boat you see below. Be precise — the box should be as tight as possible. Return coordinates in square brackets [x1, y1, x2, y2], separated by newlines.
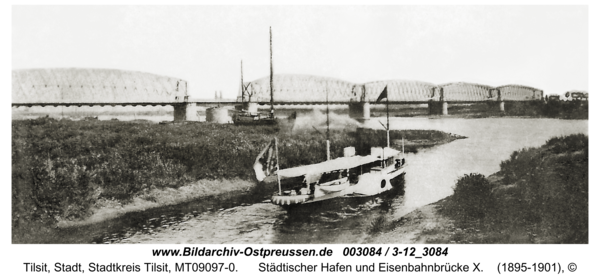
[234, 27, 277, 125]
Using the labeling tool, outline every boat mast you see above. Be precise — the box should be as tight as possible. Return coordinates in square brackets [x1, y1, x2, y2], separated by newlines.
[270, 26, 274, 117]
[386, 88, 390, 148]
[241, 60, 245, 103]
[326, 83, 331, 161]
[402, 137, 405, 158]
[276, 137, 282, 195]
[382, 85, 389, 167]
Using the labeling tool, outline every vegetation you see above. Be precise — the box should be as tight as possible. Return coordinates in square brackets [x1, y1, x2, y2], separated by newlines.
[448, 100, 588, 119]
[354, 127, 461, 154]
[12, 118, 460, 240]
[441, 134, 588, 243]
[446, 173, 494, 219]
[504, 100, 588, 119]
[368, 216, 388, 234]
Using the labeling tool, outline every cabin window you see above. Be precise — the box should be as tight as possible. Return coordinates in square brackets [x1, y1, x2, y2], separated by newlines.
[386, 157, 395, 167]
[280, 176, 305, 190]
[363, 161, 380, 170]
[349, 167, 360, 184]
[318, 170, 347, 184]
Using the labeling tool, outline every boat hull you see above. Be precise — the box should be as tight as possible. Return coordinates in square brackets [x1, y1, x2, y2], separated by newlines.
[271, 168, 406, 209]
[276, 172, 405, 211]
[233, 114, 277, 125]
[234, 119, 277, 126]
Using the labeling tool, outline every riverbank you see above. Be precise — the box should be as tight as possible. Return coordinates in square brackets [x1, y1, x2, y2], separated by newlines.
[49, 128, 462, 230]
[56, 178, 256, 228]
[366, 174, 529, 244]
[370, 100, 588, 119]
[13, 178, 263, 244]
[368, 134, 588, 244]
[12, 117, 465, 243]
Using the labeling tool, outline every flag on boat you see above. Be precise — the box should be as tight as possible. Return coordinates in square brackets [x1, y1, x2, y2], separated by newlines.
[376, 85, 388, 103]
[253, 139, 278, 181]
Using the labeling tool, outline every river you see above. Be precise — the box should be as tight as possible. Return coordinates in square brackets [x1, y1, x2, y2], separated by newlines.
[56, 117, 588, 244]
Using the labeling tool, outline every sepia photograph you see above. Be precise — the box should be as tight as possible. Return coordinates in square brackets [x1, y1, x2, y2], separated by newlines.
[11, 5, 588, 246]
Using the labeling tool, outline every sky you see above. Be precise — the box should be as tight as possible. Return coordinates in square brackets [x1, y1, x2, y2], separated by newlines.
[12, 5, 588, 99]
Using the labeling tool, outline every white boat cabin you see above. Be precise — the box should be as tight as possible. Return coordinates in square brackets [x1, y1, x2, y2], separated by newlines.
[275, 146, 405, 196]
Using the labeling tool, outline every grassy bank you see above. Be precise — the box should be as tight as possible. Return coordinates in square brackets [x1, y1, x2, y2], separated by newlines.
[369, 133, 588, 244]
[369, 100, 589, 119]
[449, 100, 587, 119]
[12, 118, 463, 242]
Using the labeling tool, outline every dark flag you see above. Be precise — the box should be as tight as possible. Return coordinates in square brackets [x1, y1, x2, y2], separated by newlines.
[376, 85, 388, 103]
[253, 139, 278, 181]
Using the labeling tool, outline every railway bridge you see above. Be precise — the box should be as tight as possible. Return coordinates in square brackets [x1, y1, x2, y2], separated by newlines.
[12, 68, 196, 120]
[239, 74, 544, 120]
[12, 69, 544, 121]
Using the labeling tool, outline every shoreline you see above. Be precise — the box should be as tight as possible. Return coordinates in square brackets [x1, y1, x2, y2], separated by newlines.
[369, 133, 588, 244]
[366, 168, 583, 244]
[15, 132, 587, 244]
[366, 173, 503, 244]
[12, 116, 469, 244]
[54, 136, 464, 230]
[56, 178, 257, 228]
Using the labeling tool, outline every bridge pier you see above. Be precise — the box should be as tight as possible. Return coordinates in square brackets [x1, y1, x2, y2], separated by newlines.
[348, 102, 370, 121]
[498, 91, 505, 112]
[428, 100, 434, 115]
[428, 100, 437, 115]
[428, 101, 448, 115]
[440, 87, 448, 115]
[428, 87, 448, 115]
[173, 102, 197, 122]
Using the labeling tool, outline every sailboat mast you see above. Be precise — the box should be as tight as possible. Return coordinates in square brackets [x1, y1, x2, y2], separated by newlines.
[270, 27, 274, 117]
[326, 83, 331, 161]
[241, 60, 244, 103]
[275, 137, 281, 195]
[402, 137, 405, 158]
[386, 95, 390, 148]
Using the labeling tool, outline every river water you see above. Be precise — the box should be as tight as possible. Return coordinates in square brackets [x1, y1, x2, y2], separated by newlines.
[64, 117, 588, 244]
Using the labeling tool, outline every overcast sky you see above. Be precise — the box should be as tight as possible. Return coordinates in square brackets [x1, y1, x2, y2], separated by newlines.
[12, 5, 588, 98]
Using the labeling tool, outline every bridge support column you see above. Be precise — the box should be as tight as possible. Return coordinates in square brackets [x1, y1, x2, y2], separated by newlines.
[428, 100, 434, 115]
[428, 100, 444, 115]
[440, 87, 448, 115]
[428, 87, 448, 115]
[497, 90, 504, 112]
[173, 102, 197, 122]
[348, 102, 370, 121]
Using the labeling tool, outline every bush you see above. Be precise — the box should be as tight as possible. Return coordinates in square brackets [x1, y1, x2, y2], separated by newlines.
[499, 147, 540, 184]
[451, 173, 494, 218]
[368, 216, 388, 234]
[497, 134, 588, 243]
[29, 157, 95, 220]
[545, 133, 588, 154]
[551, 151, 588, 242]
